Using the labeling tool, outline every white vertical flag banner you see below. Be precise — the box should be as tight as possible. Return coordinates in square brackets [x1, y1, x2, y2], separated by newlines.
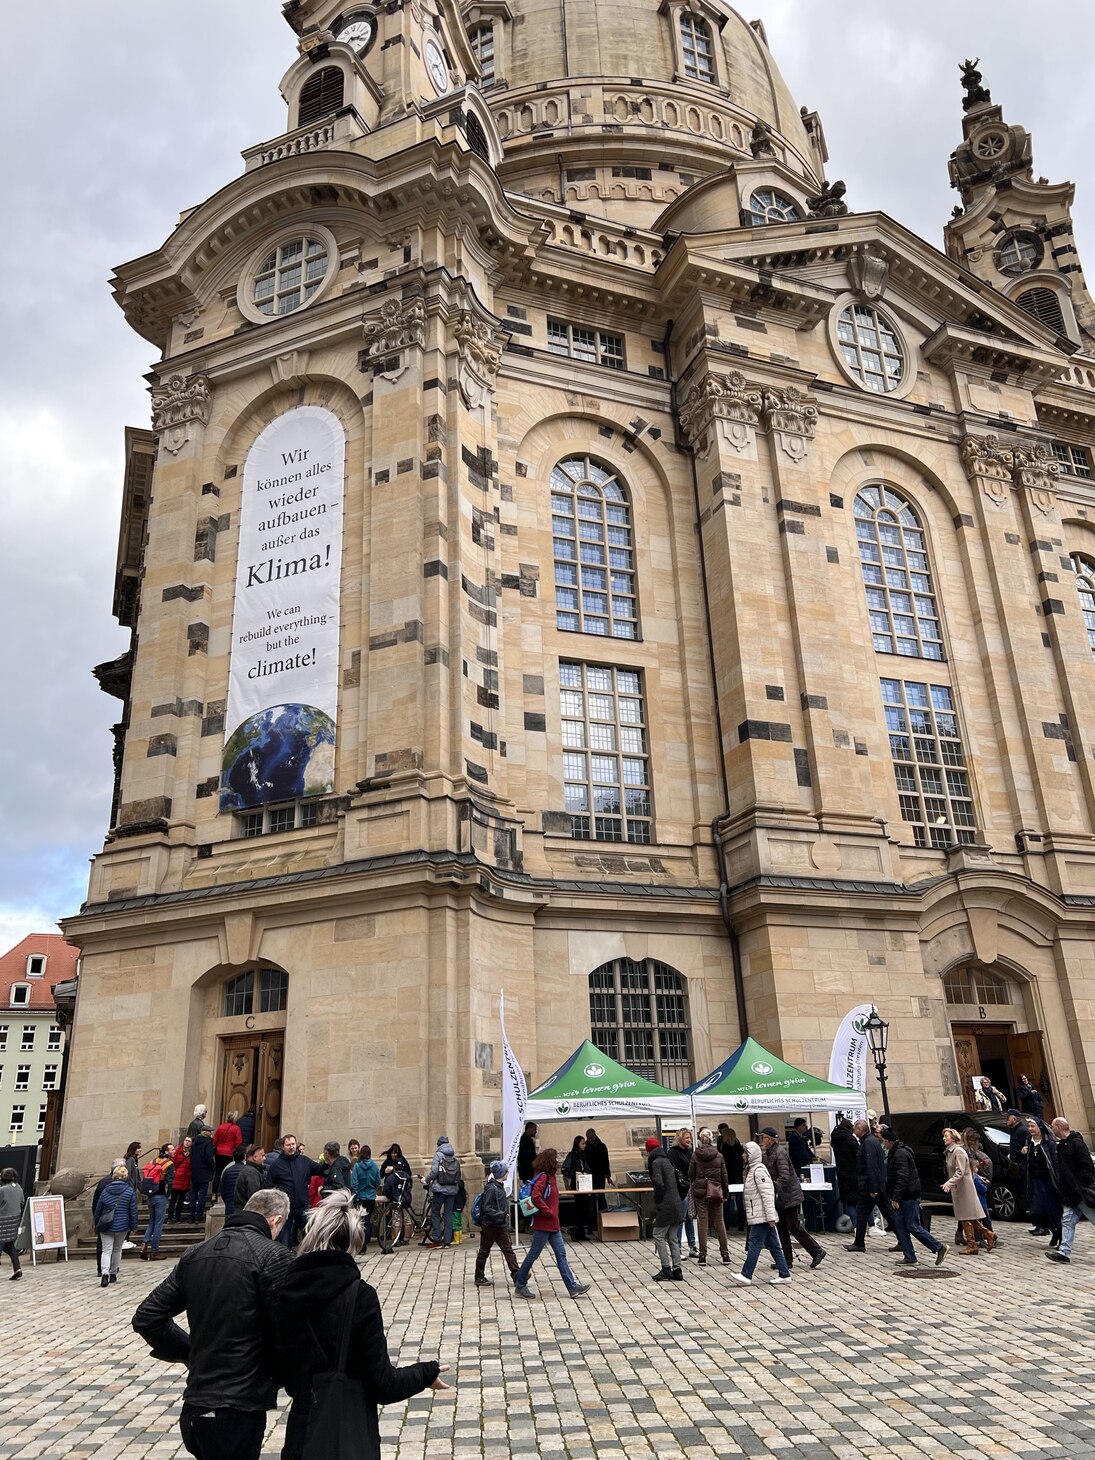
[500, 992, 527, 1194]
[827, 1004, 874, 1131]
[220, 405, 345, 810]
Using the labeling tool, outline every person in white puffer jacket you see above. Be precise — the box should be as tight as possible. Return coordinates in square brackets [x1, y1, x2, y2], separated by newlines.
[732, 1141, 791, 1285]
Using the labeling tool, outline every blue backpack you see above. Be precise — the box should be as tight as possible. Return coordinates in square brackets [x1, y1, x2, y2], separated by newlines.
[471, 1190, 484, 1225]
[518, 1174, 550, 1217]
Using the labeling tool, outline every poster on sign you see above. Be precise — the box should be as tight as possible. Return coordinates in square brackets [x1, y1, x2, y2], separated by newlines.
[28, 1194, 68, 1264]
[220, 406, 345, 810]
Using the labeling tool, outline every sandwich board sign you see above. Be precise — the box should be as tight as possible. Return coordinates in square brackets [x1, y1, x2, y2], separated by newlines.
[28, 1195, 68, 1265]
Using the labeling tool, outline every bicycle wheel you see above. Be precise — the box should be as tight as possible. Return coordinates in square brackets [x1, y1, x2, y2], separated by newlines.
[375, 1200, 396, 1254]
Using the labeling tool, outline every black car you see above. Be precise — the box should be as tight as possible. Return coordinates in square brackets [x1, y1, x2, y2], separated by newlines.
[887, 1110, 1023, 1220]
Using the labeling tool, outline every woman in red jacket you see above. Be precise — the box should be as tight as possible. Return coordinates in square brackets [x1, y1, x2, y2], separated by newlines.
[514, 1150, 590, 1300]
[167, 1136, 192, 1223]
[211, 1113, 243, 1201]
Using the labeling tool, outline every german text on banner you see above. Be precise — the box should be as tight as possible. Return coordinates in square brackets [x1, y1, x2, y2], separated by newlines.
[827, 1004, 873, 1131]
[500, 993, 527, 1194]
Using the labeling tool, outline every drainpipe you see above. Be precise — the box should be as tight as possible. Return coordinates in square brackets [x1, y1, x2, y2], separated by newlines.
[664, 317, 750, 1044]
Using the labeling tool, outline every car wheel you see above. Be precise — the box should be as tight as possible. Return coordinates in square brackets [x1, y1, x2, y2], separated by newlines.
[990, 1182, 1017, 1221]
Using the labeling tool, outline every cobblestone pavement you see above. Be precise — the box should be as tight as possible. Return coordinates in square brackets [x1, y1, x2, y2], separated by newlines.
[4, 1222, 1095, 1458]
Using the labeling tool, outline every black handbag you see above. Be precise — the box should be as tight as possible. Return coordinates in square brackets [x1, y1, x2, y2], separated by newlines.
[302, 1282, 370, 1459]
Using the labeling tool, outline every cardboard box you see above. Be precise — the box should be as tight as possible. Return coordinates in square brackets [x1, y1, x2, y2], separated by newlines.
[598, 1209, 640, 1242]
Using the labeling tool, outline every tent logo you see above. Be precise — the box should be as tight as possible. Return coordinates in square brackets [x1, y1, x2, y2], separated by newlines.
[583, 1062, 605, 1079]
[735, 1099, 748, 1110]
[751, 1061, 773, 1075]
[556, 1101, 571, 1115]
[691, 1072, 721, 1095]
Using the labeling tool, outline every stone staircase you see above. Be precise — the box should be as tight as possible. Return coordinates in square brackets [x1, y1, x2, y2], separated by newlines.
[71, 1214, 220, 1261]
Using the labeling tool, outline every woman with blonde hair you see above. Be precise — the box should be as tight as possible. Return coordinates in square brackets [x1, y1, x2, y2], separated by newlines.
[275, 1190, 449, 1458]
[92, 1161, 138, 1287]
[688, 1127, 731, 1266]
[942, 1128, 996, 1255]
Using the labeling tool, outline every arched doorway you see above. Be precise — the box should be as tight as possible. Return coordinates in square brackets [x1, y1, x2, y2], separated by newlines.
[944, 962, 1053, 1117]
[215, 965, 287, 1150]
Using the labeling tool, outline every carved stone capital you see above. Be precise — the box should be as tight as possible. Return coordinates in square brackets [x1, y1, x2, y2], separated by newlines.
[678, 370, 762, 453]
[151, 372, 212, 455]
[960, 433, 1059, 509]
[1011, 441, 1060, 503]
[454, 311, 504, 408]
[761, 385, 818, 462]
[363, 297, 427, 380]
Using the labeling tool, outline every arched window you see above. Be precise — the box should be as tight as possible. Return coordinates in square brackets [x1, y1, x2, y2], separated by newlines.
[298, 66, 344, 128]
[679, 13, 715, 83]
[1016, 286, 1066, 334]
[551, 455, 637, 639]
[468, 22, 495, 87]
[854, 486, 942, 659]
[943, 963, 1024, 1009]
[1072, 554, 1095, 657]
[465, 111, 490, 163]
[748, 189, 801, 226]
[251, 236, 330, 318]
[997, 232, 1040, 274]
[589, 959, 694, 1089]
[222, 968, 288, 1018]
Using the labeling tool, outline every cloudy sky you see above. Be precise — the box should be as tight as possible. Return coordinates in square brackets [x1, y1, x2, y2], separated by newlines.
[1, 2, 1090, 953]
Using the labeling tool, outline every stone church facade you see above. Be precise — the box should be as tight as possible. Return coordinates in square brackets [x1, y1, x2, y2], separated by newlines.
[59, 5, 1095, 1173]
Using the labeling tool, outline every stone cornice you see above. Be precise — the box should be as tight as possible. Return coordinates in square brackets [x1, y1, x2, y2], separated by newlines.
[922, 321, 1069, 388]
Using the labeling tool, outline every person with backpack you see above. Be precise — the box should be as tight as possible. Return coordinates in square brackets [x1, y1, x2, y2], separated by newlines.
[319, 1140, 352, 1196]
[140, 1144, 175, 1261]
[514, 1149, 590, 1300]
[350, 1144, 381, 1250]
[423, 1136, 461, 1249]
[473, 1160, 520, 1287]
[168, 1137, 192, 1224]
[94, 1161, 139, 1288]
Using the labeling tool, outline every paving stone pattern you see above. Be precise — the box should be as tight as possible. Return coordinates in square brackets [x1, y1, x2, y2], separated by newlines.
[3, 1228, 1095, 1458]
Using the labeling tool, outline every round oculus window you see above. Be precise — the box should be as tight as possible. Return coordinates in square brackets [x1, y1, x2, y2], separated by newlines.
[835, 303, 906, 394]
[238, 227, 339, 325]
[996, 231, 1041, 275]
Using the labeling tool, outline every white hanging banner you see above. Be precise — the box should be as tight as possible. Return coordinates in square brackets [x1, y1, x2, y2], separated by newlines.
[827, 1004, 873, 1131]
[500, 992, 527, 1195]
[220, 406, 345, 810]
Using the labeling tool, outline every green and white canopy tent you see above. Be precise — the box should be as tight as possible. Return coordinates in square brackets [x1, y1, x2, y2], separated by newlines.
[683, 1037, 863, 1116]
[524, 1040, 693, 1121]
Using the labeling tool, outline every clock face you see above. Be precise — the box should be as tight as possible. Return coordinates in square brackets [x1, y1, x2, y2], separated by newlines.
[335, 15, 375, 54]
[425, 38, 449, 94]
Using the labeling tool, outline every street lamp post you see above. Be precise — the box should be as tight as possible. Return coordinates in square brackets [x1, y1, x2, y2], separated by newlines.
[864, 1007, 892, 1126]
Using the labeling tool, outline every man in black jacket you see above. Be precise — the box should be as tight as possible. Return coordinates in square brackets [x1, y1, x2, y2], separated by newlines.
[759, 1127, 825, 1271]
[1048, 1116, 1095, 1264]
[585, 1128, 612, 1212]
[232, 1145, 268, 1210]
[517, 1122, 538, 1183]
[132, 1189, 292, 1460]
[267, 1133, 324, 1246]
[845, 1119, 887, 1252]
[880, 1126, 947, 1267]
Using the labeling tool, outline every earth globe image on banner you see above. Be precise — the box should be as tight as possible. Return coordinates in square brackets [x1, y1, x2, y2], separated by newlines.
[220, 703, 336, 810]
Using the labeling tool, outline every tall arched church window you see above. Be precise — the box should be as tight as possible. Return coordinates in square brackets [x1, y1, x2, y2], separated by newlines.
[854, 485, 942, 659]
[589, 959, 694, 1089]
[1072, 554, 1095, 657]
[1016, 286, 1066, 334]
[679, 14, 715, 83]
[298, 67, 345, 128]
[552, 455, 637, 639]
[468, 23, 495, 87]
[222, 968, 288, 1018]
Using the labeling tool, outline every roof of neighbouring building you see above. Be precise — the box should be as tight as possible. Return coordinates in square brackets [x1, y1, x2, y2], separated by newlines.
[0, 933, 78, 1011]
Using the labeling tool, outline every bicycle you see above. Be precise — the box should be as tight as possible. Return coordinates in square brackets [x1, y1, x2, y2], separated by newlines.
[374, 1179, 433, 1254]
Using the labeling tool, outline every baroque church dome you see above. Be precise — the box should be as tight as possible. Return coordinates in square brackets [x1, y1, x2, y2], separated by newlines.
[479, 0, 824, 227]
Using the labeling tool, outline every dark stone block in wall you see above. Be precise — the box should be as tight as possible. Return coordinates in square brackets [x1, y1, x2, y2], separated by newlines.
[1042, 598, 1065, 615]
[779, 519, 805, 536]
[162, 583, 205, 603]
[196, 777, 219, 799]
[542, 810, 572, 834]
[825, 546, 839, 563]
[187, 622, 209, 656]
[1004, 532, 1020, 545]
[147, 733, 178, 758]
[424, 645, 449, 666]
[423, 559, 449, 579]
[523, 712, 547, 731]
[794, 748, 812, 787]
[829, 493, 843, 509]
[854, 739, 869, 756]
[737, 719, 793, 743]
[801, 693, 828, 710]
[465, 760, 489, 784]
[765, 685, 784, 701]
[776, 498, 822, 517]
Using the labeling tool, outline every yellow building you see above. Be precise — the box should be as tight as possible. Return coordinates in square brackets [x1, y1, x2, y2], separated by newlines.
[60, 8, 1095, 1175]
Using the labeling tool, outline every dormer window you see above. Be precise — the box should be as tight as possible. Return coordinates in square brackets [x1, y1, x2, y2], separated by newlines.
[1016, 286, 1067, 334]
[748, 189, 801, 226]
[679, 14, 715, 83]
[298, 66, 345, 128]
[26, 955, 46, 978]
[9, 985, 30, 1008]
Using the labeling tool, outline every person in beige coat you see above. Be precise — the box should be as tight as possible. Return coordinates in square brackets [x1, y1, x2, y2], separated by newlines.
[731, 1141, 791, 1284]
[942, 1128, 997, 1254]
